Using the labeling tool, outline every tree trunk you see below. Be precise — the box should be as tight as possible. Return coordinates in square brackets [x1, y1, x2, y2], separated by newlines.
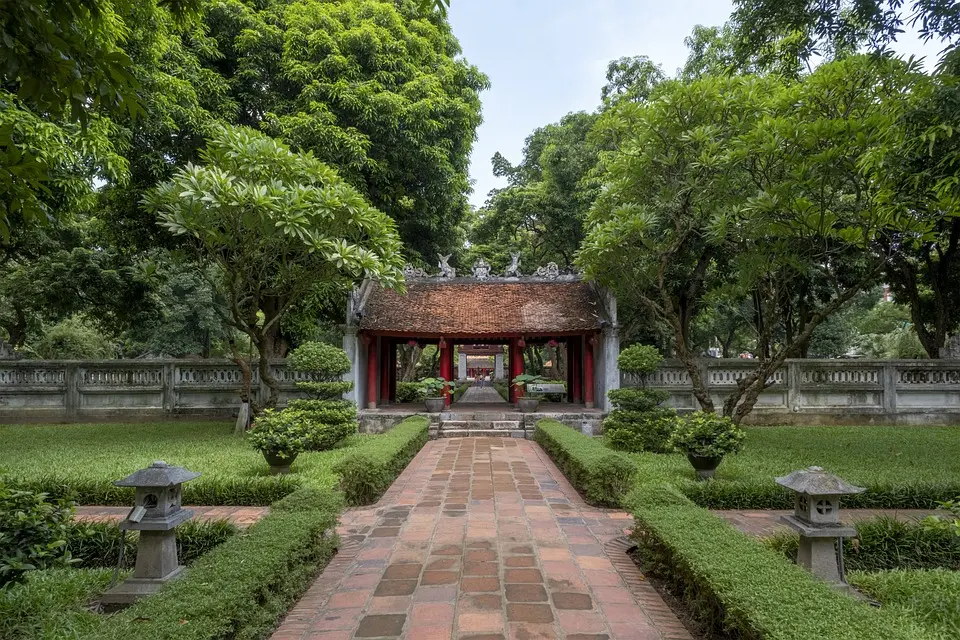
[228, 339, 255, 435]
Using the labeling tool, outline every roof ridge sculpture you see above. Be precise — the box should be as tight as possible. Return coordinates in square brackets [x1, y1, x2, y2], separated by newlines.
[399, 256, 582, 282]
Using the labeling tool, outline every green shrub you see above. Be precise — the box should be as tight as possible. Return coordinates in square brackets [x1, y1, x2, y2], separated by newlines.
[294, 381, 353, 401]
[396, 381, 425, 403]
[288, 341, 351, 378]
[603, 409, 678, 454]
[271, 485, 344, 513]
[606, 388, 670, 411]
[288, 341, 353, 401]
[286, 399, 357, 451]
[31, 316, 116, 360]
[333, 417, 429, 506]
[419, 377, 451, 398]
[66, 519, 238, 570]
[669, 411, 746, 457]
[89, 488, 339, 640]
[248, 408, 314, 458]
[0, 567, 115, 640]
[533, 420, 637, 507]
[0, 481, 75, 587]
[764, 516, 960, 572]
[850, 569, 960, 639]
[628, 488, 932, 640]
[617, 344, 663, 375]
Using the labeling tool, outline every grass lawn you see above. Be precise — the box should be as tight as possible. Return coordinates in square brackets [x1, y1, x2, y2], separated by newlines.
[626, 425, 960, 508]
[0, 421, 371, 499]
[0, 568, 121, 640]
[850, 569, 960, 640]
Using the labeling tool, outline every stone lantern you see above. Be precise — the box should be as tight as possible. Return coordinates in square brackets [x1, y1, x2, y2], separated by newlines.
[101, 460, 200, 608]
[775, 466, 865, 585]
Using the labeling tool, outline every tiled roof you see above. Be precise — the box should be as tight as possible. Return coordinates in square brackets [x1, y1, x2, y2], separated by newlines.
[358, 280, 606, 336]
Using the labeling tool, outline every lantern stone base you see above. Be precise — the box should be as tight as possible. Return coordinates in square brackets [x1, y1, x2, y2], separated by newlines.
[100, 565, 186, 611]
[781, 515, 857, 585]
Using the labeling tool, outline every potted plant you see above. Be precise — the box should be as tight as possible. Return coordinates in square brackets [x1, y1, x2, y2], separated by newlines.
[248, 409, 311, 474]
[668, 411, 746, 480]
[419, 377, 451, 412]
[512, 373, 548, 413]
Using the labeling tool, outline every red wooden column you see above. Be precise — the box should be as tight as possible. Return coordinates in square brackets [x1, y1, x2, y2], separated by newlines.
[510, 337, 525, 403]
[584, 335, 595, 408]
[571, 338, 582, 404]
[365, 335, 378, 410]
[379, 338, 390, 405]
[439, 337, 452, 406]
[388, 341, 398, 403]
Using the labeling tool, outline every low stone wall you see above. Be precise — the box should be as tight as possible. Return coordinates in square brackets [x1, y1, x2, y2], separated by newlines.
[630, 358, 960, 425]
[0, 359, 309, 423]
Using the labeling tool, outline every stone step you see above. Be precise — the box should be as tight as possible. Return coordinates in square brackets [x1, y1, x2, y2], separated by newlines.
[440, 420, 521, 431]
[440, 412, 523, 421]
[439, 429, 527, 439]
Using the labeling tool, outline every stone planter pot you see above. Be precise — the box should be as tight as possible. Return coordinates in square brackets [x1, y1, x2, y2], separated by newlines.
[263, 451, 298, 475]
[424, 397, 445, 413]
[687, 454, 723, 481]
[517, 397, 540, 413]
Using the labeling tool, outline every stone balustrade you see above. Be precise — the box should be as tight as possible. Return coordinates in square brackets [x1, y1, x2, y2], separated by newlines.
[625, 358, 960, 425]
[0, 360, 311, 422]
[4, 357, 960, 424]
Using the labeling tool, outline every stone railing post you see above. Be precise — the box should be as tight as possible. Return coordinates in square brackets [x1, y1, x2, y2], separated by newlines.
[786, 360, 801, 412]
[162, 362, 175, 415]
[882, 362, 898, 414]
[64, 362, 80, 418]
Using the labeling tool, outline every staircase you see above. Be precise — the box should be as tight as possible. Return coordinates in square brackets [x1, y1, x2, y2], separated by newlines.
[431, 411, 528, 439]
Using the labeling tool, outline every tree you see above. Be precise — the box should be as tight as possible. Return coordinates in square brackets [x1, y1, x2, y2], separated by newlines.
[474, 111, 601, 268]
[601, 56, 666, 105]
[732, 0, 960, 65]
[144, 125, 405, 408]
[194, 0, 487, 263]
[870, 56, 960, 357]
[0, 0, 201, 240]
[580, 56, 919, 423]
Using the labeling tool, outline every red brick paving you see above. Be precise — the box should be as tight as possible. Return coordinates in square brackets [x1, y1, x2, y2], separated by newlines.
[714, 508, 939, 537]
[272, 437, 691, 640]
[74, 505, 269, 528]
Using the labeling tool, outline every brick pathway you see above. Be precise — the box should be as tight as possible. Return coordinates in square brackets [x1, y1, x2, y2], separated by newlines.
[457, 386, 508, 404]
[715, 508, 938, 537]
[74, 505, 269, 528]
[273, 437, 690, 640]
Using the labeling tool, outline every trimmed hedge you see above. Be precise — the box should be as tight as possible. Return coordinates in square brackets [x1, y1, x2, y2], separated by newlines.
[88, 486, 340, 640]
[12, 475, 300, 507]
[533, 419, 637, 507]
[681, 480, 960, 510]
[626, 484, 933, 640]
[333, 417, 430, 506]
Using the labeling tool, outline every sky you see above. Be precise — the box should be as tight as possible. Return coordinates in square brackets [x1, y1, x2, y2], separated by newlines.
[448, 0, 943, 208]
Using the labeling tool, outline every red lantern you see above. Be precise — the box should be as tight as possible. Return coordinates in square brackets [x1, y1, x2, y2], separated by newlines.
[517, 338, 526, 348]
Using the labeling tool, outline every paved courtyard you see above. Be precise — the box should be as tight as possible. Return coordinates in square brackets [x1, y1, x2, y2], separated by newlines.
[272, 437, 690, 640]
[456, 385, 508, 404]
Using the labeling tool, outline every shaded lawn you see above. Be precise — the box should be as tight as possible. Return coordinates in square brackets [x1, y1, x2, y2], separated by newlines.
[0, 421, 369, 492]
[627, 425, 960, 507]
[850, 569, 960, 640]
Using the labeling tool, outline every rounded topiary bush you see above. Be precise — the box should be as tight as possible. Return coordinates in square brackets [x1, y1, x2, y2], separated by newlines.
[603, 408, 678, 454]
[286, 399, 357, 451]
[617, 344, 664, 376]
[288, 341, 354, 402]
[0, 481, 75, 586]
[669, 411, 746, 457]
[604, 382, 677, 454]
[288, 342, 351, 379]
